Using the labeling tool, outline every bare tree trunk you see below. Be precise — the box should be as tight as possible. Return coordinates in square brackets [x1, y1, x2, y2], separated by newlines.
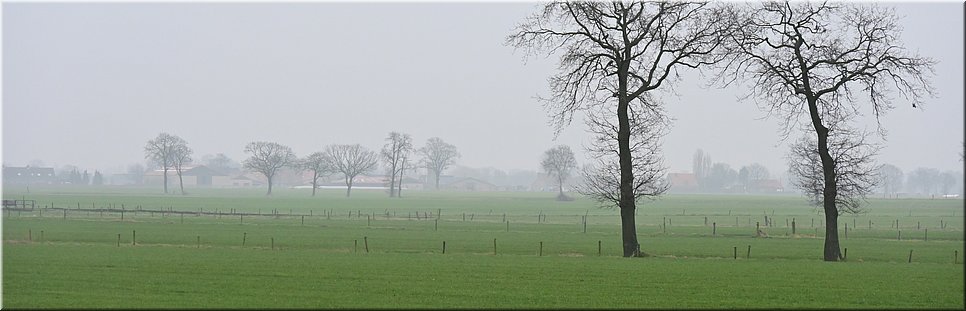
[266, 175, 273, 196]
[311, 171, 318, 197]
[558, 175, 565, 198]
[807, 96, 841, 262]
[345, 176, 353, 197]
[177, 169, 185, 195]
[389, 161, 398, 198]
[398, 158, 407, 198]
[434, 171, 441, 190]
[617, 64, 640, 258]
[162, 167, 169, 194]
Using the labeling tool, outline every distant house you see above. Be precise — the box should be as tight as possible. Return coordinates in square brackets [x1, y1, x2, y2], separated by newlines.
[143, 165, 231, 187]
[3, 166, 56, 184]
[668, 173, 699, 192]
[443, 177, 499, 192]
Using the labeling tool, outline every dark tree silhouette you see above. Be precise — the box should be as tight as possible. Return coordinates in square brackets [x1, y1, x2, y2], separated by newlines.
[299, 152, 332, 197]
[243, 141, 296, 196]
[720, 2, 935, 261]
[419, 137, 459, 190]
[509, 1, 730, 257]
[325, 144, 378, 198]
[541, 145, 578, 200]
[144, 132, 184, 194]
[171, 141, 193, 195]
[382, 132, 414, 197]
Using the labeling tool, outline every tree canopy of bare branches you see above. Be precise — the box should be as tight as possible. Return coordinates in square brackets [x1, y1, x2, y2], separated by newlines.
[577, 102, 669, 210]
[508, 1, 727, 257]
[420, 137, 459, 190]
[325, 144, 378, 197]
[719, 1, 935, 261]
[171, 141, 193, 195]
[787, 127, 880, 215]
[875, 163, 903, 198]
[382, 132, 414, 198]
[243, 141, 296, 196]
[299, 152, 333, 197]
[541, 145, 578, 200]
[144, 132, 185, 194]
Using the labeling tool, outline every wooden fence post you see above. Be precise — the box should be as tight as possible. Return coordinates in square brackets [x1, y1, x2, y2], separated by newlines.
[442, 241, 446, 254]
[746, 245, 751, 258]
[117, 234, 120, 247]
[354, 240, 358, 253]
[132, 230, 136, 246]
[713, 222, 716, 236]
[435, 219, 438, 231]
[733, 246, 737, 259]
[243, 232, 247, 246]
[364, 236, 369, 253]
[844, 248, 847, 261]
[598, 240, 602, 256]
[493, 239, 497, 255]
[908, 250, 913, 263]
[271, 237, 274, 250]
[539, 241, 543, 257]
[197, 236, 201, 248]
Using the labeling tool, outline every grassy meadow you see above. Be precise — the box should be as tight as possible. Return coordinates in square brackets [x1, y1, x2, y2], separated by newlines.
[2, 185, 964, 308]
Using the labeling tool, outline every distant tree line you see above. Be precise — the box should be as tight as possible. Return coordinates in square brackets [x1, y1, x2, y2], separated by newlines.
[140, 132, 463, 197]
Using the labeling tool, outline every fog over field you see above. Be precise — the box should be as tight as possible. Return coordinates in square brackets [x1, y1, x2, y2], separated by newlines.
[2, 2, 963, 178]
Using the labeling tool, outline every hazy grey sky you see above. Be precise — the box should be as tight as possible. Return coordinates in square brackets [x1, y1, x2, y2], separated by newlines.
[3, 2, 963, 178]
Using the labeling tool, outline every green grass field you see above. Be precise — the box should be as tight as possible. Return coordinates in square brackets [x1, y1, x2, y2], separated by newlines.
[2, 185, 964, 308]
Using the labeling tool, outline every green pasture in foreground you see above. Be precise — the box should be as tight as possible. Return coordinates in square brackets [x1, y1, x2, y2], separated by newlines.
[2, 185, 964, 308]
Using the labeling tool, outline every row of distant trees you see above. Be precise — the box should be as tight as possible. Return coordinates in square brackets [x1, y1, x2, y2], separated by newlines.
[876, 165, 961, 197]
[143, 132, 461, 197]
[692, 149, 772, 193]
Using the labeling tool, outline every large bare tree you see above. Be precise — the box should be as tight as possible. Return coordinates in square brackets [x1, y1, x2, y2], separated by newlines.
[720, 2, 935, 261]
[243, 141, 296, 196]
[325, 144, 379, 197]
[420, 137, 460, 190]
[541, 145, 578, 200]
[171, 141, 193, 195]
[144, 132, 184, 194]
[788, 126, 880, 215]
[508, 1, 729, 257]
[299, 152, 332, 197]
[382, 132, 414, 198]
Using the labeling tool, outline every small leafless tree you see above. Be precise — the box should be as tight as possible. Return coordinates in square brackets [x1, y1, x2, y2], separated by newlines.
[382, 132, 414, 198]
[144, 132, 184, 194]
[299, 152, 332, 197]
[577, 100, 669, 210]
[875, 163, 903, 198]
[420, 137, 459, 190]
[719, 1, 935, 261]
[541, 145, 578, 200]
[243, 141, 296, 196]
[508, 1, 730, 257]
[788, 127, 880, 216]
[692, 149, 713, 190]
[171, 141, 193, 195]
[325, 144, 378, 197]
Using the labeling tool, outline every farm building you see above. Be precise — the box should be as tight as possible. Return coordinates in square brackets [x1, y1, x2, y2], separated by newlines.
[442, 177, 499, 192]
[143, 165, 233, 187]
[3, 166, 56, 184]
